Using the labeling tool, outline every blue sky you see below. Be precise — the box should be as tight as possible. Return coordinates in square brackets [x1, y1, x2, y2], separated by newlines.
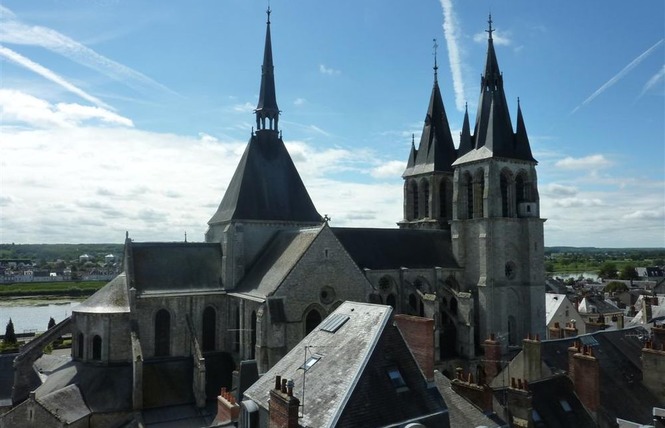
[1, 0, 663, 247]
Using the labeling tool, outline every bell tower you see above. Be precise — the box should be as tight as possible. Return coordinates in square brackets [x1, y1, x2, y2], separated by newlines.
[450, 16, 545, 348]
[399, 40, 457, 230]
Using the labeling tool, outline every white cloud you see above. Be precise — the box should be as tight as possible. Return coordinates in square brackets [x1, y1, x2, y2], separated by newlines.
[233, 102, 255, 113]
[473, 29, 512, 46]
[0, 89, 133, 128]
[623, 208, 665, 221]
[0, 91, 403, 243]
[572, 39, 664, 114]
[371, 161, 406, 179]
[640, 64, 665, 97]
[319, 64, 340, 76]
[0, 8, 174, 95]
[294, 98, 306, 106]
[554, 154, 611, 170]
[0, 45, 111, 109]
[439, 0, 466, 111]
[544, 183, 578, 197]
[552, 197, 603, 208]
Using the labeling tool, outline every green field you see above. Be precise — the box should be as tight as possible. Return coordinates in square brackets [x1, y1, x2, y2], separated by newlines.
[0, 281, 105, 297]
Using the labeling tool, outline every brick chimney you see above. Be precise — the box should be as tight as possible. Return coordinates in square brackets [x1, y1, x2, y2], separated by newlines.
[641, 341, 665, 400]
[569, 345, 600, 418]
[394, 314, 434, 381]
[522, 334, 542, 382]
[549, 322, 562, 339]
[483, 333, 502, 383]
[652, 325, 665, 348]
[505, 377, 533, 427]
[585, 316, 607, 334]
[563, 321, 579, 338]
[643, 299, 653, 324]
[213, 387, 240, 425]
[269, 376, 300, 428]
[567, 341, 580, 380]
[450, 370, 493, 413]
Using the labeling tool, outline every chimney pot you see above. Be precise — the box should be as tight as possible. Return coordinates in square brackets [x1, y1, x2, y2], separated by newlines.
[281, 378, 288, 393]
[518, 378, 523, 390]
[275, 375, 282, 390]
[287, 379, 294, 397]
[511, 377, 517, 388]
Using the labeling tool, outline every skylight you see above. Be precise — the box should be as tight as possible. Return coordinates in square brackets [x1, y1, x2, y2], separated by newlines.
[318, 314, 350, 333]
[299, 354, 322, 371]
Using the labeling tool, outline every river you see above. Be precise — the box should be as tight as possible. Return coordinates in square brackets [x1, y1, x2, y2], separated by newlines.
[0, 299, 82, 334]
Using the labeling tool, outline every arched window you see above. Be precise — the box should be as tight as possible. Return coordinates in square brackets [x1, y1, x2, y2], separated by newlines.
[500, 172, 509, 217]
[155, 309, 171, 357]
[77, 333, 84, 359]
[439, 178, 452, 220]
[464, 172, 473, 219]
[474, 169, 485, 218]
[202, 306, 216, 352]
[92, 335, 102, 360]
[411, 181, 419, 219]
[508, 315, 517, 346]
[250, 311, 257, 360]
[305, 309, 322, 335]
[516, 174, 525, 204]
[386, 294, 396, 309]
[421, 179, 430, 218]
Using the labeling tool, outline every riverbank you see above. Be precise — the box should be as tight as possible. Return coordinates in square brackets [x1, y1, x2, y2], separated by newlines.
[0, 281, 105, 298]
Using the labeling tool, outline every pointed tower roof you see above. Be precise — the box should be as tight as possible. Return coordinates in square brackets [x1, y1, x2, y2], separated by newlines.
[515, 99, 535, 161]
[458, 103, 473, 157]
[255, 8, 280, 131]
[208, 10, 321, 225]
[473, 15, 514, 157]
[403, 39, 457, 177]
[456, 15, 536, 164]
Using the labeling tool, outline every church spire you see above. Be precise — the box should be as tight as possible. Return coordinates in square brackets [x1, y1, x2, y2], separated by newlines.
[255, 7, 280, 132]
[471, 15, 514, 157]
[402, 39, 456, 176]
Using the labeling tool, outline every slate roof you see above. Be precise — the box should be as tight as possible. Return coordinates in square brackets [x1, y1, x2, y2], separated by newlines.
[454, 18, 536, 165]
[434, 372, 501, 428]
[128, 242, 223, 294]
[402, 73, 456, 176]
[35, 360, 133, 413]
[242, 302, 448, 427]
[231, 226, 321, 300]
[207, 131, 322, 225]
[0, 353, 17, 407]
[493, 375, 595, 428]
[332, 227, 459, 270]
[255, 11, 279, 121]
[74, 273, 130, 313]
[539, 327, 662, 425]
[545, 293, 567, 325]
[578, 295, 622, 315]
[37, 384, 91, 425]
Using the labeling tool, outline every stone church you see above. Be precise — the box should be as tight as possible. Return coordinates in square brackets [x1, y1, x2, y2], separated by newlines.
[6, 11, 545, 420]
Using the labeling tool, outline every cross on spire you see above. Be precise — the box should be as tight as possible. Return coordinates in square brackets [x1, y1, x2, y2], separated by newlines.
[433, 38, 439, 81]
[486, 14, 494, 40]
[266, 6, 271, 24]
